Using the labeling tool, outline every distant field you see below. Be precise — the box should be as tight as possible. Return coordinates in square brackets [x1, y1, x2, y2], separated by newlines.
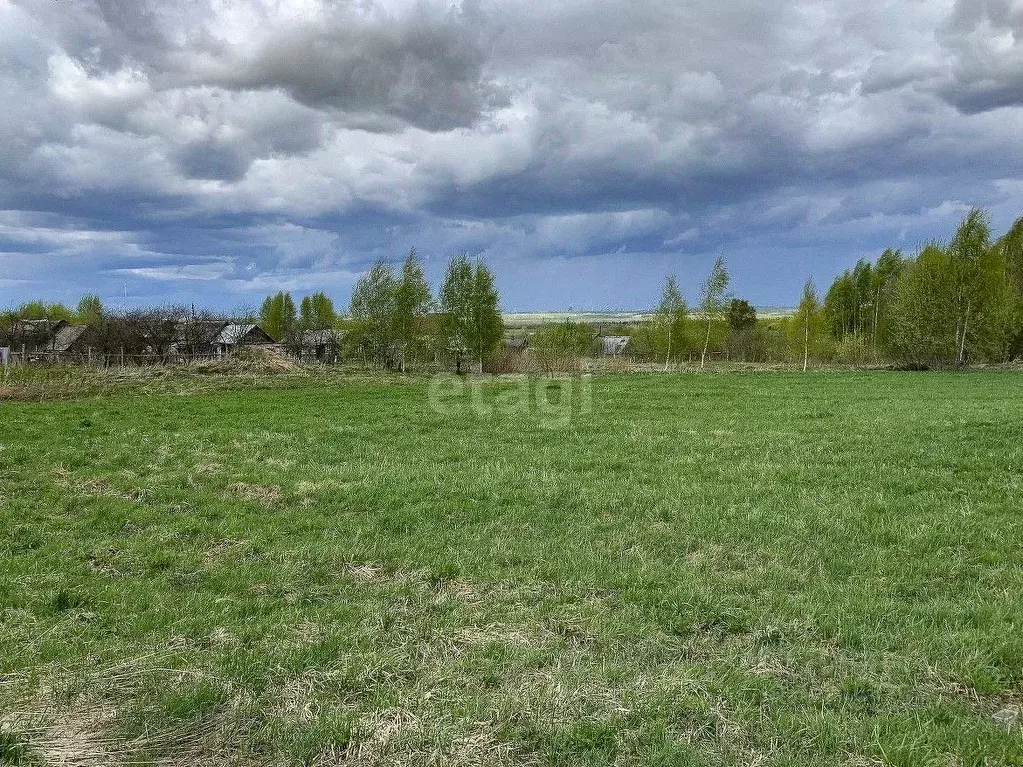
[502, 308, 795, 329]
[2, 373, 1022, 765]
[502, 312, 654, 329]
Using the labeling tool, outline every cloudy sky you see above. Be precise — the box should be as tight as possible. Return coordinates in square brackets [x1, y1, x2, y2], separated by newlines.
[1, 0, 1022, 311]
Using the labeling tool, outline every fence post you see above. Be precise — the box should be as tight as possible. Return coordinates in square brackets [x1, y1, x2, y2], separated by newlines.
[87, 347, 92, 366]
[21, 344, 26, 365]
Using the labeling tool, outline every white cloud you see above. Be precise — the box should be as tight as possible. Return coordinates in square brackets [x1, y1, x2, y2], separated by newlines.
[1, 0, 1022, 309]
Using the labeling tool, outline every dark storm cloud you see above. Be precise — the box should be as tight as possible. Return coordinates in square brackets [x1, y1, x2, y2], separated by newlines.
[88, 0, 503, 132]
[2, 0, 1023, 310]
[173, 141, 251, 181]
[934, 0, 1023, 114]
[213, 15, 503, 131]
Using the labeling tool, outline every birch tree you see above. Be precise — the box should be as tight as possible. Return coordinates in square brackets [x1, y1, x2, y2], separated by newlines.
[793, 279, 823, 372]
[655, 274, 687, 371]
[350, 262, 397, 367]
[440, 254, 503, 373]
[698, 256, 730, 369]
[948, 209, 991, 364]
[391, 249, 433, 372]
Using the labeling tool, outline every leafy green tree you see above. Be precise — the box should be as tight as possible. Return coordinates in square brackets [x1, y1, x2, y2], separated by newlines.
[889, 243, 956, 366]
[727, 299, 756, 332]
[1001, 217, 1023, 288]
[530, 319, 594, 374]
[824, 271, 855, 341]
[827, 249, 908, 359]
[260, 292, 297, 342]
[299, 292, 337, 330]
[726, 298, 759, 362]
[391, 250, 433, 372]
[698, 256, 731, 369]
[350, 262, 398, 366]
[77, 294, 104, 324]
[948, 208, 992, 364]
[852, 258, 873, 339]
[15, 301, 74, 322]
[997, 218, 1023, 357]
[655, 274, 687, 370]
[871, 248, 905, 354]
[439, 254, 503, 373]
[790, 279, 825, 371]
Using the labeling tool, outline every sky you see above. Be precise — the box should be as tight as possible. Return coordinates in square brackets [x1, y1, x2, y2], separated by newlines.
[1, 0, 1022, 312]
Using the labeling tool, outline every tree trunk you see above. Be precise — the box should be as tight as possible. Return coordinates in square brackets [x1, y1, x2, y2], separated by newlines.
[873, 288, 881, 357]
[701, 319, 711, 370]
[803, 319, 809, 373]
[958, 303, 970, 365]
[664, 325, 672, 372]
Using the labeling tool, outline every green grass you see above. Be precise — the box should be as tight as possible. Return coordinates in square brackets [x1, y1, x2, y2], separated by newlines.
[1, 372, 1022, 765]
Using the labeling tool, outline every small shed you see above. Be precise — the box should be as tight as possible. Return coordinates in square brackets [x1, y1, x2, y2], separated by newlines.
[14, 319, 68, 353]
[301, 329, 343, 363]
[212, 324, 275, 357]
[52, 324, 91, 358]
[174, 320, 229, 356]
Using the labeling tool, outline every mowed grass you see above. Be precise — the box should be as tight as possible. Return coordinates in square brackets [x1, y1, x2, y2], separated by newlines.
[1, 372, 1022, 766]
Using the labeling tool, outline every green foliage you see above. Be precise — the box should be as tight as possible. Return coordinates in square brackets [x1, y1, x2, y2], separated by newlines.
[530, 320, 594, 356]
[883, 211, 1015, 366]
[698, 256, 731, 368]
[439, 253, 503, 372]
[11, 301, 75, 322]
[298, 292, 337, 331]
[789, 279, 828, 369]
[832, 335, 872, 365]
[654, 274, 687, 367]
[76, 294, 104, 324]
[998, 218, 1023, 357]
[530, 320, 594, 372]
[391, 249, 434, 371]
[823, 252, 904, 353]
[871, 248, 906, 352]
[725, 299, 760, 362]
[699, 256, 731, 317]
[948, 208, 993, 364]
[888, 244, 958, 366]
[820, 209, 1023, 366]
[259, 292, 297, 342]
[726, 298, 756, 332]
[350, 262, 398, 366]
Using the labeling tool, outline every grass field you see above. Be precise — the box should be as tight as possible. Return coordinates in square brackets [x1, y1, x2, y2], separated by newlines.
[2, 372, 1022, 765]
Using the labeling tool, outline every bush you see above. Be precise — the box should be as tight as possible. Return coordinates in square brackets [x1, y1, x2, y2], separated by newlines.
[833, 336, 873, 365]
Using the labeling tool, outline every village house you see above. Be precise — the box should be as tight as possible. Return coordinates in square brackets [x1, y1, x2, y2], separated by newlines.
[211, 323, 276, 357]
[300, 329, 343, 363]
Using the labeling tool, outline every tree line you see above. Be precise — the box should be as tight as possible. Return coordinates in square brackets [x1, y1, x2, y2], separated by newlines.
[3, 208, 1022, 370]
[0, 251, 505, 371]
[251, 251, 503, 371]
[621, 208, 1023, 369]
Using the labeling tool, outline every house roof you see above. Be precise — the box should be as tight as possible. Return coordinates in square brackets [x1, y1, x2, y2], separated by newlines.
[214, 324, 254, 345]
[213, 323, 274, 345]
[174, 320, 229, 345]
[52, 324, 89, 352]
[15, 318, 66, 333]
[301, 329, 342, 346]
